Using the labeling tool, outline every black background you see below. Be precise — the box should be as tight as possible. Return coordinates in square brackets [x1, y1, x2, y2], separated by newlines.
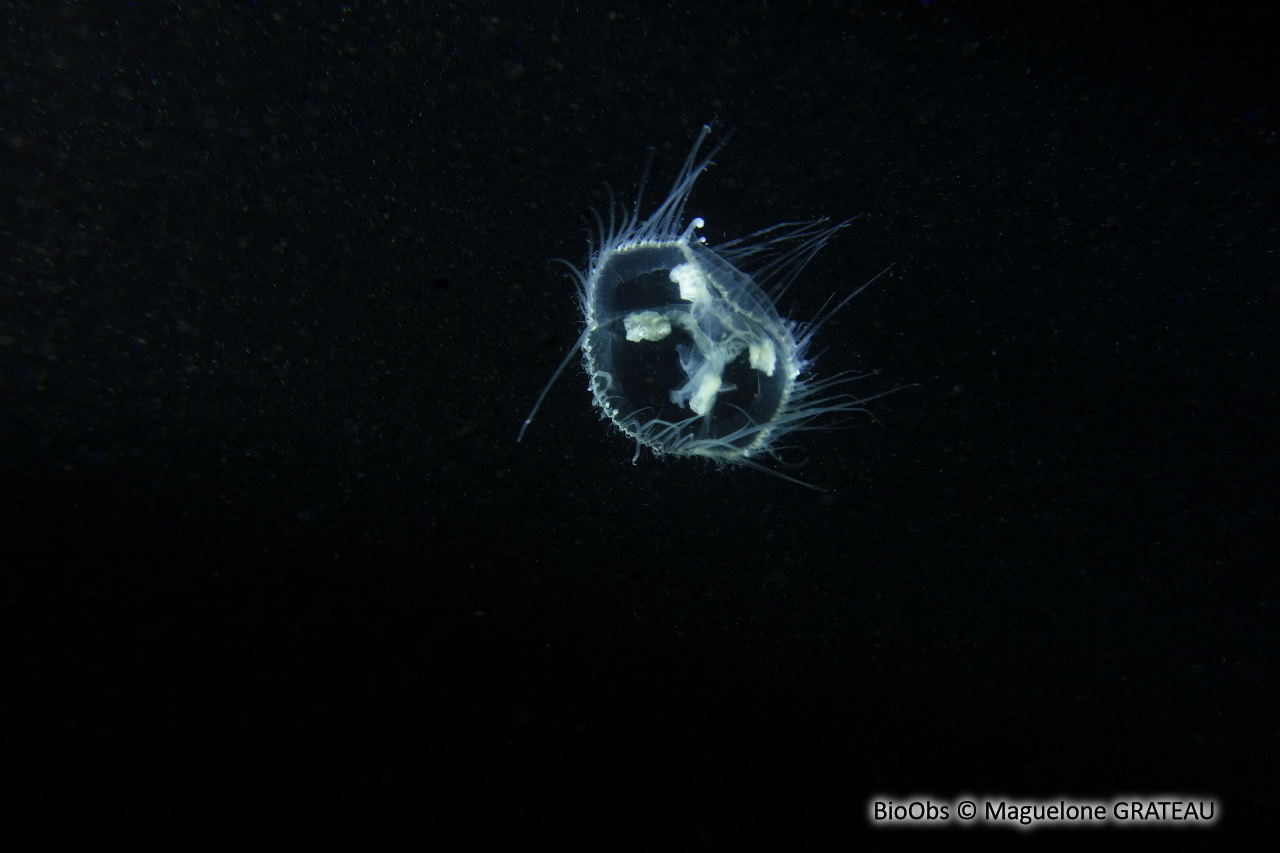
[3, 0, 1276, 846]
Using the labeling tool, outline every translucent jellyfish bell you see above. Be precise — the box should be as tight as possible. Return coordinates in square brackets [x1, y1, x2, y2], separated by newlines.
[519, 124, 899, 488]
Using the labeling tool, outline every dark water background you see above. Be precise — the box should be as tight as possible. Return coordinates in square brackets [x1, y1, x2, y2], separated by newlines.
[3, 0, 1275, 845]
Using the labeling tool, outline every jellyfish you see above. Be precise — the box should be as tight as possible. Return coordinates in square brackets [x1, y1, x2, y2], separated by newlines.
[518, 124, 900, 488]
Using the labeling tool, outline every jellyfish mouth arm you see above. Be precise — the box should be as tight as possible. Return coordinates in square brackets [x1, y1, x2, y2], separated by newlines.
[516, 326, 591, 443]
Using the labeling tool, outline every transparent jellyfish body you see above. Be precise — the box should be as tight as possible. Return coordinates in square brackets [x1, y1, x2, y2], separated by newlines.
[519, 124, 899, 488]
